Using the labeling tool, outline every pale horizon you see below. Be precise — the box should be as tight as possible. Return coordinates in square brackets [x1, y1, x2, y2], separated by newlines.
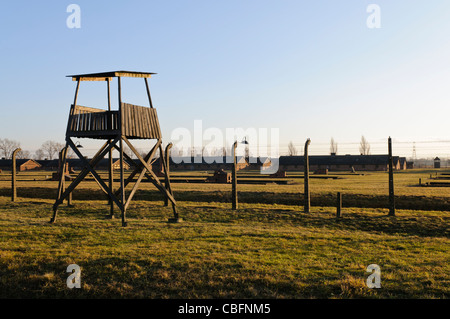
[2, 1, 450, 159]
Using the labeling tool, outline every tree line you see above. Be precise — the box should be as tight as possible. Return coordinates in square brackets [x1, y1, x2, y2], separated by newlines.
[1, 136, 373, 160]
[287, 136, 371, 156]
[0, 139, 69, 160]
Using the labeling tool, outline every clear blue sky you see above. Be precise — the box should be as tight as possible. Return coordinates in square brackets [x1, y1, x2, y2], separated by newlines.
[1, 1, 450, 158]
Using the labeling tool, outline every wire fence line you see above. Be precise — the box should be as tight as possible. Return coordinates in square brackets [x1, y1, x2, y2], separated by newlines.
[16, 138, 450, 162]
[37, 142, 449, 161]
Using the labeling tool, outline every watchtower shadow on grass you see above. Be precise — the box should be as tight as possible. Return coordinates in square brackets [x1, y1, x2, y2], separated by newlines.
[315, 210, 449, 238]
[2, 187, 450, 212]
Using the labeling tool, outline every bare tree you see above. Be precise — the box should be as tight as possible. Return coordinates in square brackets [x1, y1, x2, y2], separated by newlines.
[288, 141, 298, 156]
[34, 149, 45, 160]
[0, 138, 20, 159]
[41, 140, 64, 160]
[359, 136, 371, 155]
[202, 145, 208, 157]
[330, 138, 338, 155]
[16, 150, 31, 159]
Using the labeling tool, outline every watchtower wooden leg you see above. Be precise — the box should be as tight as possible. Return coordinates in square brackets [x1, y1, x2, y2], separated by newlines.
[59, 147, 73, 207]
[119, 137, 127, 227]
[159, 144, 178, 220]
[163, 143, 173, 207]
[50, 144, 69, 223]
[108, 139, 114, 219]
[106, 78, 114, 219]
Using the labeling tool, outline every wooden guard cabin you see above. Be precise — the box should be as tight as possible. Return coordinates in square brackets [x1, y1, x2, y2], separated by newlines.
[51, 71, 179, 226]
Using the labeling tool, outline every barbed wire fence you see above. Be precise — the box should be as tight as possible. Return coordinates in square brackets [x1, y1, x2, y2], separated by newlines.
[33, 139, 450, 168]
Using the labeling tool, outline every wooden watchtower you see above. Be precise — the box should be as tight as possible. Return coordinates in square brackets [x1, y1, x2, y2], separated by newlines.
[50, 71, 179, 226]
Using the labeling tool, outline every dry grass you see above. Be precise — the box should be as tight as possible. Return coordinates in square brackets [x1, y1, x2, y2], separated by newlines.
[0, 169, 448, 298]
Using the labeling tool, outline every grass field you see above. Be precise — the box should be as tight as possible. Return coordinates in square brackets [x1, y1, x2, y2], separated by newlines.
[0, 169, 449, 298]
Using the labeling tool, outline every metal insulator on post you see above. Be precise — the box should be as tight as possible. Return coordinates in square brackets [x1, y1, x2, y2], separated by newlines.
[304, 138, 311, 213]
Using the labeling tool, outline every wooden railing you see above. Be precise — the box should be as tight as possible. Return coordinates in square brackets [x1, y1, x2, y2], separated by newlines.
[67, 105, 119, 138]
[67, 103, 161, 139]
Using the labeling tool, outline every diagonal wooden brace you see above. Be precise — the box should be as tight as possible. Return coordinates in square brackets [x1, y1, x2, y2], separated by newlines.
[122, 137, 176, 206]
[67, 137, 123, 210]
[53, 137, 120, 210]
[112, 139, 161, 198]
[120, 140, 176, 212]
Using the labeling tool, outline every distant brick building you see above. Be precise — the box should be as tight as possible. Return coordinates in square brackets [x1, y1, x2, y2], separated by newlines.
[279, 154, 407, 172]
[154, 156, 249, 172]
[246, 157, 272, 171]
[0, 159, 42, 171]
[112, 159, 130, 170]
[206, 169, 232, 183]
[406, 161, 414, 169]
[434, 157, 441, 169]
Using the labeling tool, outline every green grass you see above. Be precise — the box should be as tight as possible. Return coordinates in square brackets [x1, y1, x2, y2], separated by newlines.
[0, 197, 448, 298]
[0, 169, 449, 298]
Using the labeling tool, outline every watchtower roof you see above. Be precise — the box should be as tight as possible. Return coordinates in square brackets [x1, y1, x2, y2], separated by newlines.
[67, 70, 157, 81]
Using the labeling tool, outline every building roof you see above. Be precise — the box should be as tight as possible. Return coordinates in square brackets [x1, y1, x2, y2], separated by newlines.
[37, 158, 135, 168]
[161, 156, 248, 166]
[67, 71, 156, 81]
[248, 157, 271, 165]
[0, 159, 42, 167]
[279, 154, 400, 166]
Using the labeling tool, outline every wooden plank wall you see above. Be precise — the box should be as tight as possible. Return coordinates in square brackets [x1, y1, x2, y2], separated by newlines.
[121, 103, 161, 139]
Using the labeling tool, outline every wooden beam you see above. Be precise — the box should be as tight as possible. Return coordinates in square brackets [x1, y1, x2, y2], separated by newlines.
[73, 105, 106, 113]
[107, 78, 114, 217]
[163, 143, 173, 206]
[123, 164, 147, 211]
[160, 143, 178, 219]
[72, 77, 113, 82]
[68, 71, 155, 79]
[66, 79, 80, 136]
[119, 137, 127, 226]
[144, 78, 154, 108]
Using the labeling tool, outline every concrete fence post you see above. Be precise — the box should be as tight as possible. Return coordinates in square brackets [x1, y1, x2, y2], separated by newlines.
[11, 148, 21, 202]
[304, 138, 311, 213]
[388, 137, 395, 216]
